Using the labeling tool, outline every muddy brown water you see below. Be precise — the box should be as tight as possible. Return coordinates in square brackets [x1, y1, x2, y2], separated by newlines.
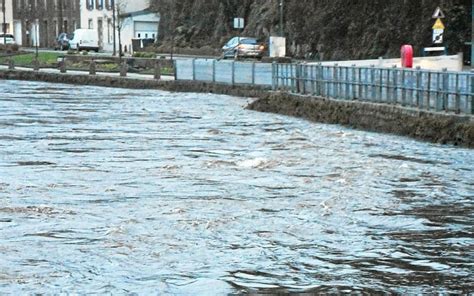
[0, 80, 473, 294]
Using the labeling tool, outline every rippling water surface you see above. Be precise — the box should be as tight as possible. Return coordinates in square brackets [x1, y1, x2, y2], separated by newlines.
[0, 80, 473, 294]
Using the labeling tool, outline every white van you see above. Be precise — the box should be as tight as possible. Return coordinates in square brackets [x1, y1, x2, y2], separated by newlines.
[69, 29, 99, 52]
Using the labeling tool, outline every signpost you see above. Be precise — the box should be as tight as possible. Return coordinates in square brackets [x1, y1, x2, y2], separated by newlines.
[429, 7, 446, 56]
[432, 6, 445, 19]
[432, 18, 445, 44]
[233, 18, 244, 30]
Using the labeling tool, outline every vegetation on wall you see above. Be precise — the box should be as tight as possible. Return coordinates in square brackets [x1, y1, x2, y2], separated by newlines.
[150, 0, 471, 60]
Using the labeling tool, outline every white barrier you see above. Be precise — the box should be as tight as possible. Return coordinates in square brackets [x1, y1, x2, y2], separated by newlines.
[310, 54, 463, 71]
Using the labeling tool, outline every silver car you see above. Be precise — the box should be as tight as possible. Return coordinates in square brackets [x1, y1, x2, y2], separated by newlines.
[222, 37, 265, 59]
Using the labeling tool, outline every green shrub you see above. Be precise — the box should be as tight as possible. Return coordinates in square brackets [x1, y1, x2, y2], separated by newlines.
[133, 51, 156, 58]
[0, 44, 19, 52]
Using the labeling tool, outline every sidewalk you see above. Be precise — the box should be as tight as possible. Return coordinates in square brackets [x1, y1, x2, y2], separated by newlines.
[0, 64, 175, 81]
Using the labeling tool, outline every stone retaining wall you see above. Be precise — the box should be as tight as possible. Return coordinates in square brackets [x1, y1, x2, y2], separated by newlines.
[1, 69, 473, 148]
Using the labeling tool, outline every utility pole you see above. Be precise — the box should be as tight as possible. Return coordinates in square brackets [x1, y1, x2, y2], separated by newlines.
[279, 0, 284, 37]
[471, 0, 473, 67]
[2, 0, 6, 45]
[112, 0, 116, 56]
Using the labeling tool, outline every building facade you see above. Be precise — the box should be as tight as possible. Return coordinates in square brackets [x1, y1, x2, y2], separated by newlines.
[12, 0, 81, 47]
[80, 0, 159, 52]
[1, 0, 14, 36]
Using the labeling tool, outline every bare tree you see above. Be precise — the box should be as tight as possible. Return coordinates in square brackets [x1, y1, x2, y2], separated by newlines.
[113, 0, 129, 61]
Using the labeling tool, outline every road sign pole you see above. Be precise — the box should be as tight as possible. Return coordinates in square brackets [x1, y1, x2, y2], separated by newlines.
[471, 0, 473, 67]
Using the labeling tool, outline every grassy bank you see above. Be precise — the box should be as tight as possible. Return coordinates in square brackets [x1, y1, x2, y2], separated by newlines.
[0, 52, 64, 68]
[0, 52, 174, 75]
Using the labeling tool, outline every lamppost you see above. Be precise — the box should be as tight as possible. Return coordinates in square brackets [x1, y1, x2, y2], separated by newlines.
[2, 0, 6, 45]
[28, 3, 38, 60]
[112, 0, 116, 56]
[279, 0, 284, 37]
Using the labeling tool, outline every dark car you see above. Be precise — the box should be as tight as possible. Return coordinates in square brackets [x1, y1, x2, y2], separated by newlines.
[55, 33, 72, 50]
[222, 37, 266, 59]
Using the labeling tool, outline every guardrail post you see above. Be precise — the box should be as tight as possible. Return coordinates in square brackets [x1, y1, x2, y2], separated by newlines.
[454, 73, 461, 114]
[192, 58, 196, 81]
[390, 65, 397, 104]
[8, 58, 14, 70]
[370, 65, 375, 102]
[426, 71, 431, 110]
[231, 60, 235, 86]
[471, 72, 474, 114]
[401, 68, 406, 106]
[212, 59, 216, 83]
[271, 62, 277, 91]
[378, 68, 383, 103]
[295, 63, 302, 93]
[33, 58, 39, 71]
[120, 61, 127, 77]
[333, 64, 339, 98]
[442, 68, 448, 112]
[314, 64, 320, 95]
[351, 65, 357, 100]
[89, 60, 96, 75]
[252, 62, 256, 86]
[59, 57, 66, 73]
[154, 60, 161, 80]
[318, 63, 325, 97]
[416, 66, 422, 108]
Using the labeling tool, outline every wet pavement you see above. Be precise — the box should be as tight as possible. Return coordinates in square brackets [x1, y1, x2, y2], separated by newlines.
[0, 80, 473, 294]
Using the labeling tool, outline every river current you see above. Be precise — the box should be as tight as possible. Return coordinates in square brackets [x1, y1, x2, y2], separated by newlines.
[0, 80, 473, 294]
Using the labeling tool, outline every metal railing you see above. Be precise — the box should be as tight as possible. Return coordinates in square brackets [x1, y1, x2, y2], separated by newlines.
[172, 58, 474, 115]
[273, 63, 474, 115]
[175, 58, 273, 87]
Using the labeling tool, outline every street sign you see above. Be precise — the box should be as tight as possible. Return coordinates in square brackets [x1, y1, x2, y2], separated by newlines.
[432, 18, 445, 30]
[432, 29, 444, 44]
[233, 18, 244, 29]
[432, 7, 445, 19]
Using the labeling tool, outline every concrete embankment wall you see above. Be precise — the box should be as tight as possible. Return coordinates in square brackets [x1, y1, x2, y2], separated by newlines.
[247, 93, 474, 148]
[1, 69, 473, 148]
[313, 54, 464, 71]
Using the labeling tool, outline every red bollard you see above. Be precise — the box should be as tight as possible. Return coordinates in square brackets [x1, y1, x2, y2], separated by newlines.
[401, 45, 413, 68]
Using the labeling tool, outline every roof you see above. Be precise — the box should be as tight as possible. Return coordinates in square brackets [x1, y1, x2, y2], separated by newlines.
[120, 8, 159, 18]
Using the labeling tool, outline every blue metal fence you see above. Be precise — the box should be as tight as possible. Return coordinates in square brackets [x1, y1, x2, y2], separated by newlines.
[274, 63, 474, 114]
[175, 58, 474, 115]
[175, 59, 272, 87]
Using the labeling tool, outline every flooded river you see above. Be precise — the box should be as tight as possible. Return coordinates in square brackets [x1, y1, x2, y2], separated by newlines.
[0, 80, 473, 294]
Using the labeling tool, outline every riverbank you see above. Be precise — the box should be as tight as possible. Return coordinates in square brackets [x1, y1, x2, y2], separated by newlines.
[1, 68, 473, 148]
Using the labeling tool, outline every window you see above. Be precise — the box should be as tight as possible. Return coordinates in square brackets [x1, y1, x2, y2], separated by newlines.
[96, 0, 104, 10]
[106, 0, 113, 10]
[88, 19, 93, 29]
[87, 0, 94, 10]
[107, 19, 111, 43]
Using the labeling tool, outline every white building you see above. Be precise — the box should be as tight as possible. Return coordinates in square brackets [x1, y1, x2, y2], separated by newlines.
[0, 0, 13, 36]
[80, 0, 159, 53]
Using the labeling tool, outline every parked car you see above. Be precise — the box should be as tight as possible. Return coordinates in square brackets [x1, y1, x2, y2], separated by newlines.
[0, 34, 15, 45]
[69, 29, 99, 52]
[55, 33, 73, 50]
[222, 37, 265, 59]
